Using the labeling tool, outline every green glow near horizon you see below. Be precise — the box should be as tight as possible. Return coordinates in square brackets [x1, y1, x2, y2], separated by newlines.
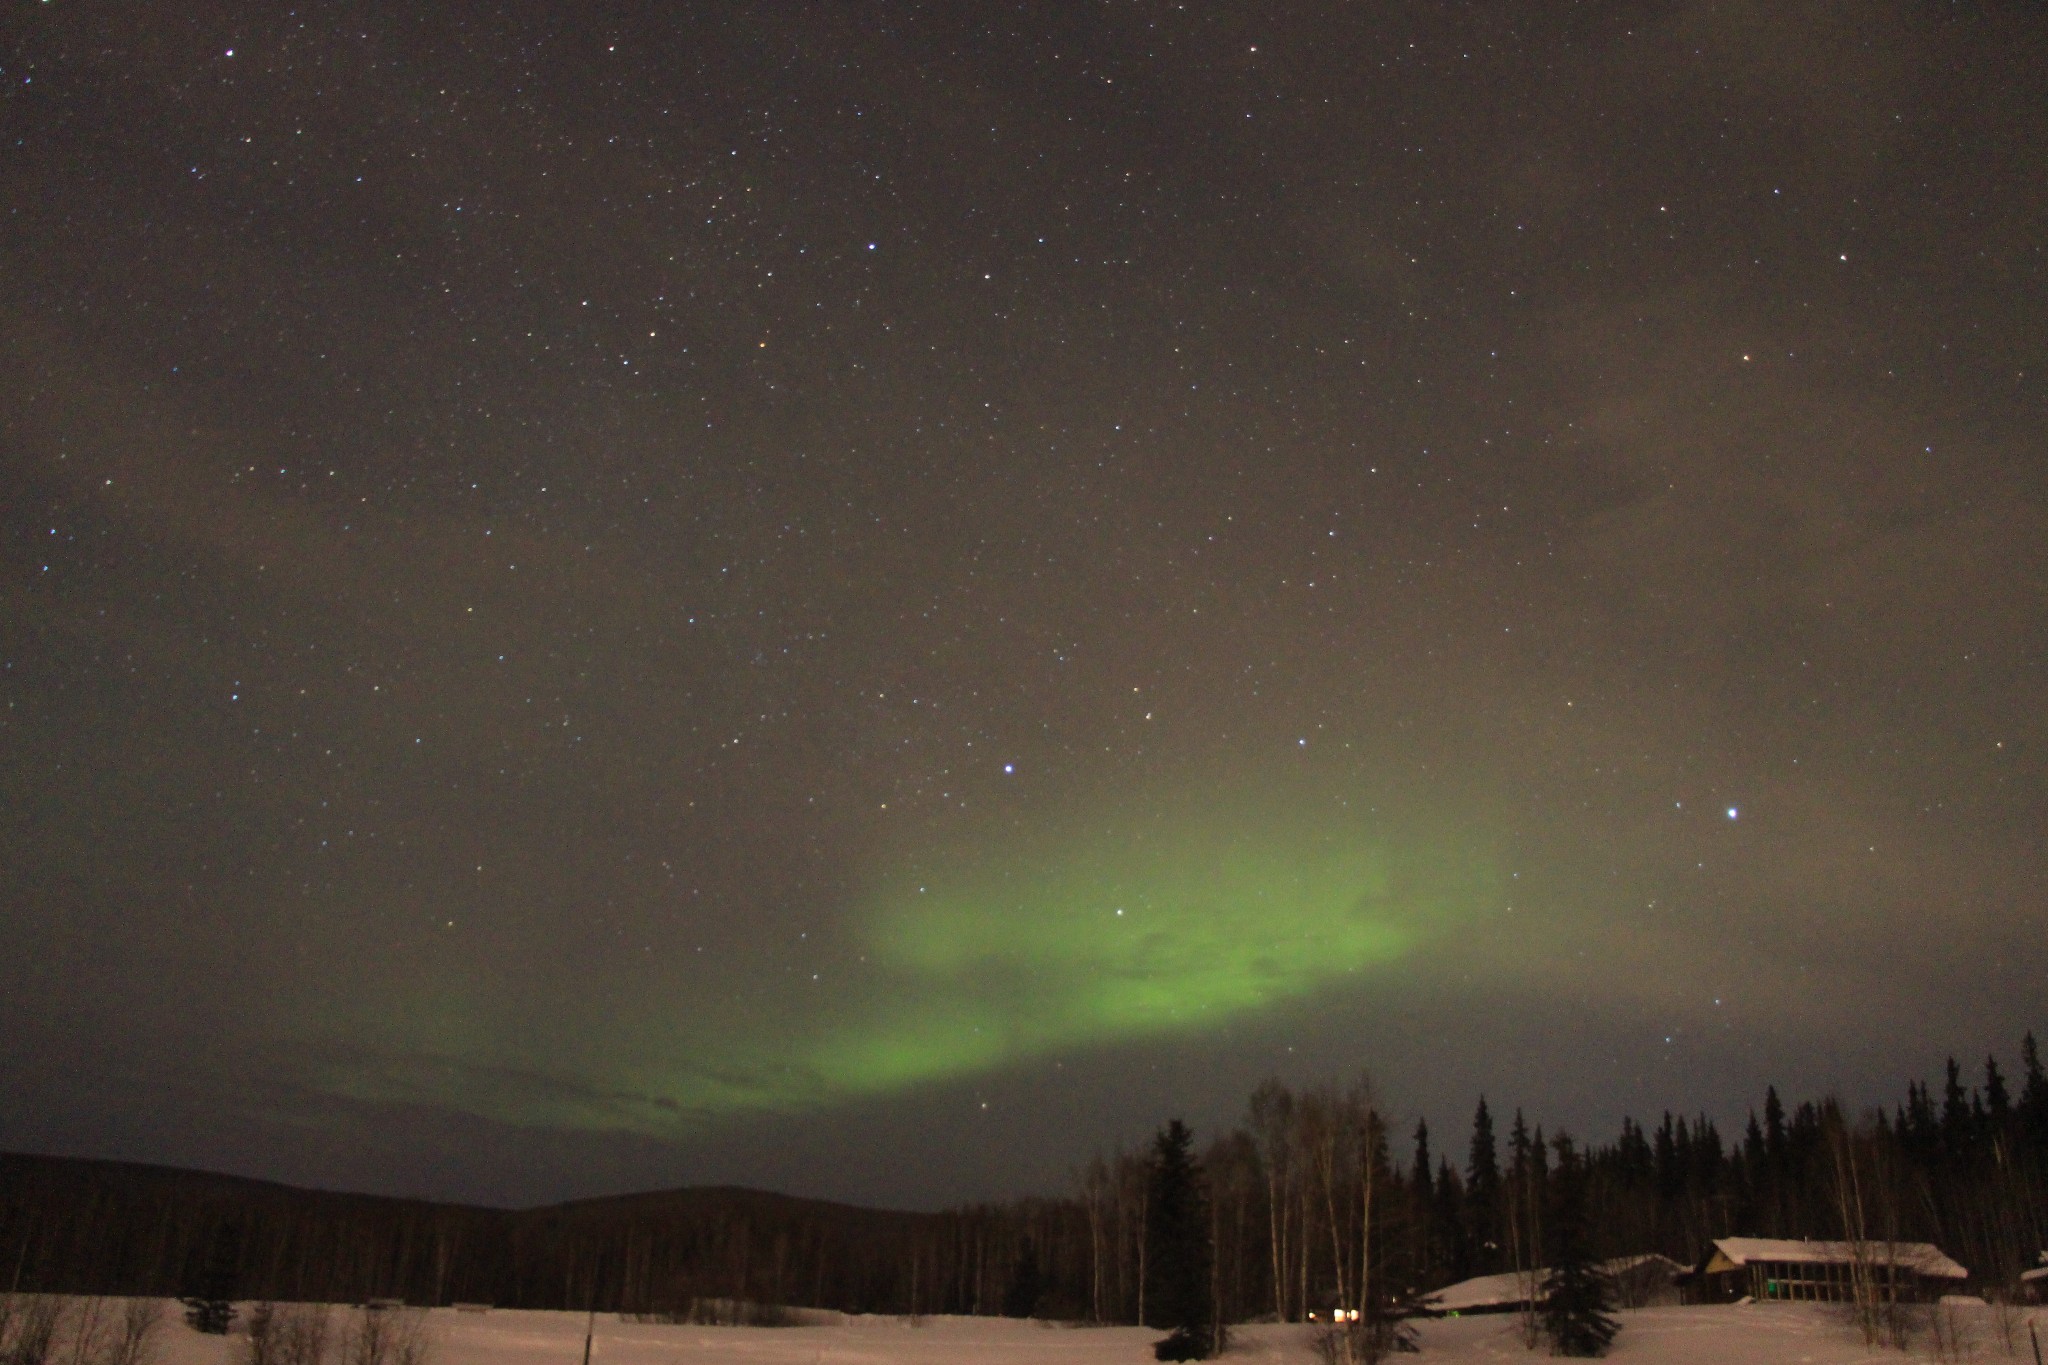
[810, 831, 1427, 1097]
[317, 808, 1495, 1131]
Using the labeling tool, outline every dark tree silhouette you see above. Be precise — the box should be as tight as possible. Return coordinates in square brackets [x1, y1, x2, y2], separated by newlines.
[1144, 1120, 1216, 1361]
[1003, 1238, 1045, 1318]
[2023, 1033, 2048, 1153]
[181, 1222, 240, 1334]
[1466, 1098, 1500, 1273]
[1541, 1137, 1618, 1358]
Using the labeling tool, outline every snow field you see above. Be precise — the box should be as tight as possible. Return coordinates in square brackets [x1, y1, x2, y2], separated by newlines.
[106, 1299, 2048, 1365]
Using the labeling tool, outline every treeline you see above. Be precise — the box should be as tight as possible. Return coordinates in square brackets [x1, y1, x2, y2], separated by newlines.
[1169, 1032, 2048, 1321]
[5, 1033, 2045, 1322]
[1574, 1039, 2048, 1285]
[0, 1158, 1007, 1316]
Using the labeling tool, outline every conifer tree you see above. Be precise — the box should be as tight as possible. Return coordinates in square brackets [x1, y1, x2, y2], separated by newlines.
[1903, 1082, 1941, 1163]
[1411, 1120, 1435, 1281]
[1540, 1137, 1618, 1358]
[1653, 1115, 1680, 1201]
[1144, 1120, 1216, 1361]
[1762, 1085, 1787, 1198]
[1614, 1117, 1652, 1186]
[1466, 1099, 1500, 1273]
[1941, 1057, 1971, 1160]
[181, 1223, 240, 1334]
[1509, 1110, 1531, 1177]
[1004, 1239, 1045, 1318]
[1985, 1056, 2011, 1123]
[2020, 1033, 2048, 1155]
[1433, 1160, 1467, 1282]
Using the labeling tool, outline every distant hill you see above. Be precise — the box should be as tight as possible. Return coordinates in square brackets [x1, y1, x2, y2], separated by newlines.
[0, 1152, 950, 1313]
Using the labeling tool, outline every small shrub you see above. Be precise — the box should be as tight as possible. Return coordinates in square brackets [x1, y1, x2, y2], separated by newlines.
[9, 1295, 71, 1365]
[105, 1299, 164, 1365]
[340, 1308, 427, 1365]
[1984, 1293, 2025, 1357]
[182, 1298, 235, 1336]
[246, 1303, 276, 1365]
[1309, 1319, 1416, 1365]
[1927, 1299, 1977, 1365]
[249, 1303, 330, 1365]
[60, 1297, 115, 1365]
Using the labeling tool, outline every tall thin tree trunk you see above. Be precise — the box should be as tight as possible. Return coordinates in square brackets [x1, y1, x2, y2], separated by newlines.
[1266, 1166, 1287, 1322]
[1358, 1141, 1374, 1329]
[1298, 1180, 1314, 1323]
[1136, 1180, 1148, 1328]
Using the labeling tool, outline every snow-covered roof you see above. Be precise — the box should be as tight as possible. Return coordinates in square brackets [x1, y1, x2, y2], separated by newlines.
[1424, 1256, 1682, 1312]
[1707, 1238, 1967, 1279]
[1606, 1253, 1685, 1276]
[1425, 1271, 1544, 1312]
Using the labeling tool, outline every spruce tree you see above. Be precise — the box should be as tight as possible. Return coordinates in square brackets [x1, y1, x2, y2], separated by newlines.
[1411, 1120, 1435, 1281]
[1615, 1117, 1652, 1187]
[1763, 1086, 1787, 1168]
[1653, 1114, 1681, 1201]
[1985, 1055, 2012, 1126]
[181, 1223, 240, 1334]
[1433, 1160, 1468, 1282]
[1540, 1136, 1618, 1359]
[1903, 1082, 1941, 1163]
[1466, 1098, 1500, 1273]
[1144, 1119, 1216, 1361]
[2020, 1032, 2048, 1157]
[1941, 1056, 1971, 1160]
[1004, 1238, 1045, 1319]
[1742, 1112, 1765, 1169]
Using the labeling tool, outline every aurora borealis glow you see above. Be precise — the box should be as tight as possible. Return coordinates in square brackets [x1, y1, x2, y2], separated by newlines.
[314, 803, 1492, 1128]
[788, 811, 1482, 1107]
[3, 2, 2044, 1208]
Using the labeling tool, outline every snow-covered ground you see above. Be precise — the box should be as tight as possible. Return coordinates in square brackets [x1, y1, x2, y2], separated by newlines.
[104, 1298, 2048, 1365]
[1411, 1301, 2037, 1362]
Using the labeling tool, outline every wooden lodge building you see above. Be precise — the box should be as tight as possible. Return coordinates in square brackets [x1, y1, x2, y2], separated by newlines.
[1680, 1237, 1968, 1305]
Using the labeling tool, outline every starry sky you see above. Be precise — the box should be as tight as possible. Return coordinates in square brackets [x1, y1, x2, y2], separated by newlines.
[3, 2, 2044, 1210]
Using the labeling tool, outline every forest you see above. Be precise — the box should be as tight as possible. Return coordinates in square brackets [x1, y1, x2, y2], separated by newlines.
[4, 1034, 2044, 1325]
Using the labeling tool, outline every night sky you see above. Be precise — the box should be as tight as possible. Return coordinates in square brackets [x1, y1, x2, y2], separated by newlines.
[4, 2, 2045, 1211]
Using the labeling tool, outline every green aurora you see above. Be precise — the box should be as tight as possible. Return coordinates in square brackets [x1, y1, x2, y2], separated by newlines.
[323, 809, 1496, 1132]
